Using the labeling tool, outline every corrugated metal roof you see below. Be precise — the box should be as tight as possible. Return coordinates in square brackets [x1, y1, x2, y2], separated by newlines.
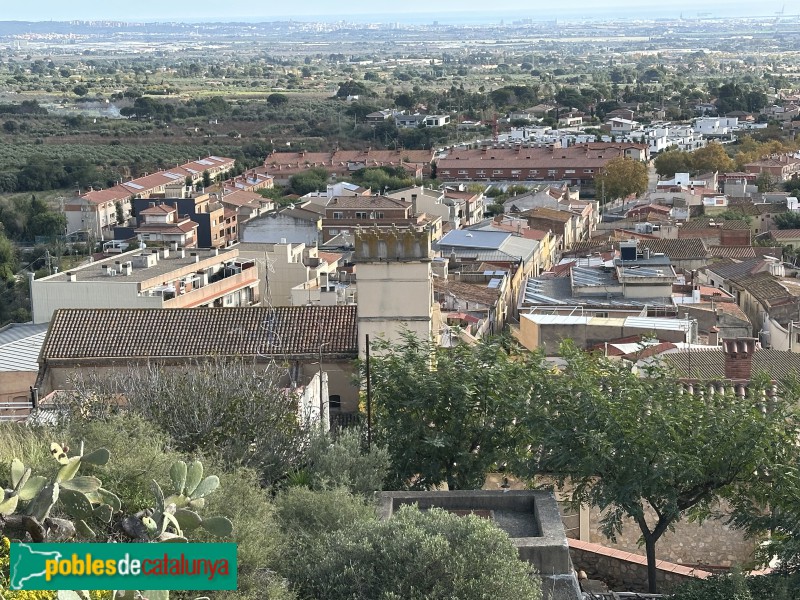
[437, 229, 511, 250]
[0, 322, 49, 346]
[624, 316, 691, 332]
[0, 325, 48, 372]
[521, 314, 591, 326]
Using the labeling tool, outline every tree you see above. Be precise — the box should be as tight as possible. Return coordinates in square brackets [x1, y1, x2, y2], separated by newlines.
[298, 429, 390, 495]
[27, 212, 66, 238]
[691, 142, 735, 174]
[60, 360, 309, 488]
[756, 171, 778, 192]
[335, 80, 371, 98]
[202, 169, 212, 188]
[654, 148, 693, 178]
[595, 156, 648, 203]
[288, 168, 328, 196]
[368, 333, 549, 490]
[276, 488, 541, 600]
[774, 212, 800, 230]
[267, 93, 288, 107]
[72, 84, 88, 96]
[530, 343, 799, 593]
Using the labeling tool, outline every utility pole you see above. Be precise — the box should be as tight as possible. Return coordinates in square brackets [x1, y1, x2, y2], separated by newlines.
[366, 334, 372, 450]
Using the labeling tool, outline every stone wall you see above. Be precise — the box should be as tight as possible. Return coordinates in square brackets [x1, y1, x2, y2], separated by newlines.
[569, 539, 712, 593]
[586, 504, 757, 568]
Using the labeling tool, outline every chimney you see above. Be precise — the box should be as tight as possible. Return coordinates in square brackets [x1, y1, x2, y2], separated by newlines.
[66, 272, 77, 282]
[722, 338, 756, 380]
[190, 252, 199, 263]
[177, 247, 186, 258]
[709, 326, 719, 347]
[411, 193, 418, 215]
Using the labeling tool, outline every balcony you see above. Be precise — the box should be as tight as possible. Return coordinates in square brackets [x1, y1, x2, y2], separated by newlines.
[162, 268, 258, 308]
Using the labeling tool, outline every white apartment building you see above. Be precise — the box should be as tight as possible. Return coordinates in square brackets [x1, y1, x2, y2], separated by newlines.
[31, 246, 258, 323]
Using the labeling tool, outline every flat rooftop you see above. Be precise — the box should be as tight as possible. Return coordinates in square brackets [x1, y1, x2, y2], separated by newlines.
[38, 248, 241, 284]
[522, 276, 674, 308]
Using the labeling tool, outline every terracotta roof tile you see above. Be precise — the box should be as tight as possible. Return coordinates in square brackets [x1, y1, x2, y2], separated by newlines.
[770, 229, 800, 240]
[41, 306, 358, 360]
[637, 238, 707, 259]
[663, 348, 800, 381]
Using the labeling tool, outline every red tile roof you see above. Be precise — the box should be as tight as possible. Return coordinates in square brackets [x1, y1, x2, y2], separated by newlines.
[40, 306, 358, 360]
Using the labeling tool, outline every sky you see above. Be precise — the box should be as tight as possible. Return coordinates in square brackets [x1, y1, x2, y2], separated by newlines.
[0, 0, 777, 22]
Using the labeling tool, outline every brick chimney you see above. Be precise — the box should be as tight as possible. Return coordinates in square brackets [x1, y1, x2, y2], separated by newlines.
[722, 338, 756, 380]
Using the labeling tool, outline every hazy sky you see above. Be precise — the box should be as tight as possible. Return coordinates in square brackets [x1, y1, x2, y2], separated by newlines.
[1, 0, 769, 21]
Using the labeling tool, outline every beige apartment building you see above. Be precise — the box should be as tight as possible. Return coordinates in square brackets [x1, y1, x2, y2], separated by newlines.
[31, 246, 258, 323]
[236, 241, 345, 306]
[354, 227, 438, 357]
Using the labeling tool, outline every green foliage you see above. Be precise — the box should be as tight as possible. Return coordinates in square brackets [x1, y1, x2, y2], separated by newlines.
[489, 85, 539, 109]
[335, 80, 372, 98]
[671, 571, 752, 600]
[274, 486, 375, 540]
[654, 148, 693, 178]
[368, 332, 550, 490]
[714, 82, 768, 115]
[302, 429, 389, 495]
[288, 167, 328, 196]
[62, 360, 308, 488]
[595, 156, 648, 202]
[774, 212, 800, 230]
[529, 342, 800, 593]
[0, 440, 120, 542]
[756, 171, 778, 192]
[692, 142, 735, 174]
[280, 502, 541, 600]
[0, 143, 242, 193]
[349, 166, 413, 192]
[1, 415, 292, 599]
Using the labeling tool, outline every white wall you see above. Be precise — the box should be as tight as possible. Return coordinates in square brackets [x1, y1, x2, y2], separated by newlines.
[357, 261, 432, 357]
[31, 279, 162, 323]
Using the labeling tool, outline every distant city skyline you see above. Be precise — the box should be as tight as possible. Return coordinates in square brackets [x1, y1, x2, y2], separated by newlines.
[1, 0, 787, 23]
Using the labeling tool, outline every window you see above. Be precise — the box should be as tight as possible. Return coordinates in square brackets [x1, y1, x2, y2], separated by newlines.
[329, 229, 339, 235]
[564, 169, 575, 174]
[329, 395, 341, 410]
[376, 212, 384, 219]
[548, 170, 557, 176]
[332, 211, 343, 219]
[355, 211, 368, 219]
[493, 169, 503, 175]
[584, 169, 594, 173]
